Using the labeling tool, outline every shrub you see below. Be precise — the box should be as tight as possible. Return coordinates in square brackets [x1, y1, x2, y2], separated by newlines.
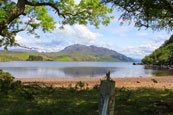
[0, 70, 24, 93]
[75, 81, 85, 89]
[0, 69, 14, 81]
[151, 79, 158, 83]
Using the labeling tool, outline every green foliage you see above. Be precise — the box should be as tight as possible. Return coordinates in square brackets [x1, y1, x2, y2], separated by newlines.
[27, 55, 43, 61]
[0, 69, 14, 81]
[0, 0, 114, 49]
[151, 79, 158, 83]
[0, 70, 24, 94]
[75, 81, 85, 89]
[142, 35, 173, 65]
[105, 0, 173, 32]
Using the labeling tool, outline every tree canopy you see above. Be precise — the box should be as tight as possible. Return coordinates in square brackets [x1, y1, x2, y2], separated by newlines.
[104, 0, 173, 31]
[0, 0, 114, 49]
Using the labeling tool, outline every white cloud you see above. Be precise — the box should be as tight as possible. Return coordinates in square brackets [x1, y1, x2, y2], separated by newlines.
[118, 34, 171, 58]
[15, 34, 65, 52]
[15, 35, 40, 46]
[73, 25, 103, 42]
[55, 25, 75, 37]
[119, 43, 161, 59]
[151, 34, 169, 43]
[54, 24, 103, 45]
[12, 24, 106, 53]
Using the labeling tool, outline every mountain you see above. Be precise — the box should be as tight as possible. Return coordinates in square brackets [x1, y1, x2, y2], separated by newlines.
[58, 44, 132, 62]
[142, 35, 173, 65]
[0, 44, 133, 62]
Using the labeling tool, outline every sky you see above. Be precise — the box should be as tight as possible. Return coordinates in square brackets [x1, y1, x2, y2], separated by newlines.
[8, 0, 172, 59]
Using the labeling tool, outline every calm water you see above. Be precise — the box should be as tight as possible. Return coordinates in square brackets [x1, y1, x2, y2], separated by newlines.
[0, 61, 173, 78]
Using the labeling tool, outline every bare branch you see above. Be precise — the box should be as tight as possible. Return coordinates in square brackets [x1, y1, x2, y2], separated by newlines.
[16, 43, 38, 50]
[9, 23, 29, 34]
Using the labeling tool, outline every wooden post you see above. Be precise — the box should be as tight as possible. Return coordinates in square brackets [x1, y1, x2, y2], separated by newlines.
[99, 72, 115, 115]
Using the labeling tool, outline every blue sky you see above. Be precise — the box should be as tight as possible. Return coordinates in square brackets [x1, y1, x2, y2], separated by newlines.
[9, 0, 172, 59]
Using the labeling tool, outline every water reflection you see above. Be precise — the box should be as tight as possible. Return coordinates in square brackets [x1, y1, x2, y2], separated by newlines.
[59, 67, 116, 77]
[0, 61, 173, 78]
[144, 66, 173, 76]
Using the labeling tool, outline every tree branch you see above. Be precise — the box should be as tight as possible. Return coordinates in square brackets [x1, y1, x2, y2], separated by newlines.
[16, 43, 38, 50]
[9, 21, 30, 34]
[25, 0, 90, 19]
[25, 1, 66, 18]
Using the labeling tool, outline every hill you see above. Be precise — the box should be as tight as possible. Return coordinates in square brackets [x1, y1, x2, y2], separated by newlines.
[59, 44, 132, 61]
[142, 35, 173, 65]
[0, 44, 132, 62]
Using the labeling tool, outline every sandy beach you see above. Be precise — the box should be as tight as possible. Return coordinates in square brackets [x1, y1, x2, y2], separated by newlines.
[15, 76, 173, 89]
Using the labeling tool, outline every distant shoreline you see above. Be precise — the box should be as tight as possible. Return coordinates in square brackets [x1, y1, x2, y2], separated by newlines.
[15, 76, 173, 89]
[0, 60, 132, 62]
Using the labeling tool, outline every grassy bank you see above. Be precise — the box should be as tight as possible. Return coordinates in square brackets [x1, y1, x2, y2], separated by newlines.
[1, 81, 173, 115]
[0, 51, 121, 62]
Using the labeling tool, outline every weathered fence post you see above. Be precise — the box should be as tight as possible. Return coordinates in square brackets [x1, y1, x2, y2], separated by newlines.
[99, 72, 115, 115]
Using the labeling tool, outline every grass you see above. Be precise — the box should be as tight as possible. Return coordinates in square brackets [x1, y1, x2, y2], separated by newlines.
[115, 87, 173, 115]
[0, 51, 130, 62]
[1, 81, 173, 115]
[0, 83, 99, 115]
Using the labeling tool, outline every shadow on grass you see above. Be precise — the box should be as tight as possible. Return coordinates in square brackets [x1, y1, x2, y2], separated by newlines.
[0, 83, 173, 115]
[0, 84, 99, 115]
[115, 87, 173, 115]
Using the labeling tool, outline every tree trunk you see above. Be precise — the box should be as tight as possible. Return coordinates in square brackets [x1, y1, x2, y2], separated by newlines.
[0, 0, 26, 36]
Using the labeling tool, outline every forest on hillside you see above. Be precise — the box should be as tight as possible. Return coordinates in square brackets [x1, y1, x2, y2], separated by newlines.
[142, 35, 173, 65]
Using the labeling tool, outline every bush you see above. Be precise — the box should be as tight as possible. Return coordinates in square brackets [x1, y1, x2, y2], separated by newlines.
[75, 81, 85, 89]
[0, 69, 14, 81]
[27, 55, 43, 61]
[0, 70, 24, 93]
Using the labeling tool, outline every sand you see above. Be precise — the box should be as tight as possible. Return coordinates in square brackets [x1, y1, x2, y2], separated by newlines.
[15, 76, 173, 89]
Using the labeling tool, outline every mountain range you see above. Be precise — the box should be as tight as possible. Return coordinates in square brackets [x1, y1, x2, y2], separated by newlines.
[0, 44, 133, 62]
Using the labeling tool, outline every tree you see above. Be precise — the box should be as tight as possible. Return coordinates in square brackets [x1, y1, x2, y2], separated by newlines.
[103, 0, 173, 31]
[142, 35, 173, 65]
[27, 55, 43, 61]
[0, 0, 114, 49]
